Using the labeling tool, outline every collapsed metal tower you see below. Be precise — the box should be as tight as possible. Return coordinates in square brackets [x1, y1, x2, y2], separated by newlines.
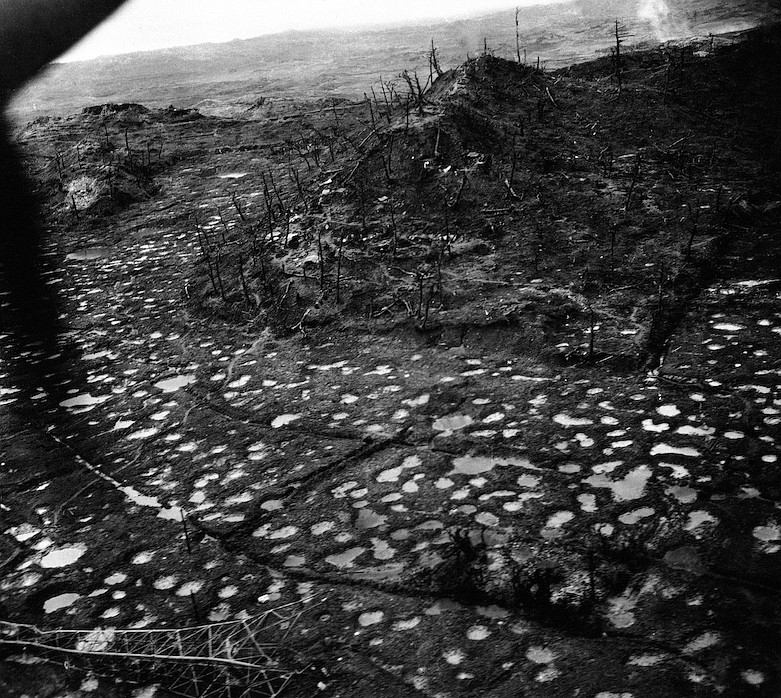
[0, 603, 305, 697]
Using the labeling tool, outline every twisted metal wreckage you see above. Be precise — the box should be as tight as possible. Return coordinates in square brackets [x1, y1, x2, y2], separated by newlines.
[0, 601, 306, 697]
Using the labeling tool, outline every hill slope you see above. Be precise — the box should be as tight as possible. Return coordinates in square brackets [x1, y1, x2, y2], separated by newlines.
[1, 22, 780, 698]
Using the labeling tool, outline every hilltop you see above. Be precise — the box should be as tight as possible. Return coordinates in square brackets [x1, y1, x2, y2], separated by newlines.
[1, 22, 780, 698]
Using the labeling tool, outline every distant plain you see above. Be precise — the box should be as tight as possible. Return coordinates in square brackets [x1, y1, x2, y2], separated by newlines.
[9, 0, 780, 124]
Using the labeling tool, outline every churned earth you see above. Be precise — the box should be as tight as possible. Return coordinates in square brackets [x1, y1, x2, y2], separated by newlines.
[1, 25, 780, 698]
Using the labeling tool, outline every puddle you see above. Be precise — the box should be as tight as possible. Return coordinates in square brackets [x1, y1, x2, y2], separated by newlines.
[629, 654, 667, 667]
[40, 544, 87, 568]
[332, 481, 358, 498]
[482, 412, 505, 424]
[545, 511, 574, 528]
[154, 375, 196, 393]
[271, 414, 300, 428]
[356, 509, 387, 529]
[376, 455, 420, 483]
[476, 512, 499, 526]
[59, 393, 110, 409]
[450, 455, 533, 476]
[433, 415, 474, 432]
[127, 428, 160, 440]
[176, 581, 204, 597]
[443, 649, 465, 665]
[153, 576, 178, 590]
[311, 521, 335, 535]
[118, 486, 184, 520]
[218, 585, 238, 599]
[642, 419, 669, 433]
[578, 493, 597, 512]
[667, 486, 698, 504]
[659, 462, 690, 479]
[131, 551, 154, 564]
[268, 525, 299, 540]
[43, 593, 81, 613]
[403, 394, 430, 407]
[650, 444, 700, 458]
[618, 507, 655, 525]
[393, 617, 421, 631]
[558, 463, 581, 474]
[365, 365, 393, 376]
[576, 433, 596, 447]
[451, 455, 497, 475]
[466, 625, 491, 641]
[676, 425, 714, 437]
[683, 632, 721, 654]
[526, 647, 556, 664]
[371, 538, 396, 560]
[325, 547, 366, 568]
[228, 375, 251, 389]
[684, 510, 718, 532]
[358, 611, 385, 627]
[553, 414, 593, 427]
[583, 465, 652, 501]
[752, 521, 780, 545]
[477, 605, 510, 620]
[400, 478, 419, 494]
[6, 523, 40, 542]
[66, 247, 114, 261]
[261, 499, 283, 511]
[742, 670, 765, 686]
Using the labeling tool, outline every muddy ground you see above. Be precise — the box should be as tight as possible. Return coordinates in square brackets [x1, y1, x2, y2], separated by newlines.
[1, 25, 780, 698]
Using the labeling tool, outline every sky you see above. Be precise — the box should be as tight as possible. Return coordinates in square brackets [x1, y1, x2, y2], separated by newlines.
[59, 0, 571, 62]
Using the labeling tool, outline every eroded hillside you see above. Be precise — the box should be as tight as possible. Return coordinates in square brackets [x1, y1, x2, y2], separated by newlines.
[1, 26, 780, 698]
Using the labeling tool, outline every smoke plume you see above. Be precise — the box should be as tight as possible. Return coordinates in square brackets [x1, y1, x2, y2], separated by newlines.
[638, 0, 690, 41]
